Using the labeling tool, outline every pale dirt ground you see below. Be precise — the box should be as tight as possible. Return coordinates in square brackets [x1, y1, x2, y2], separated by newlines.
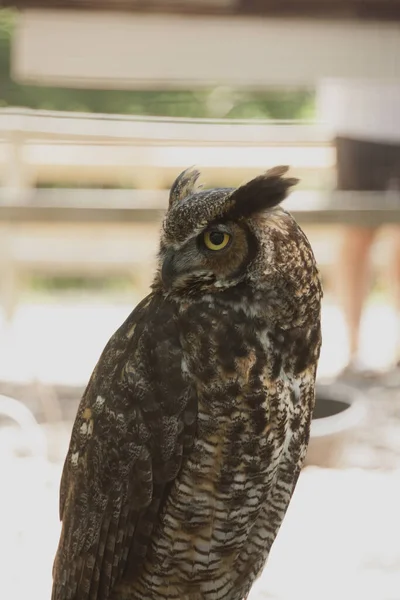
[0, 297, 399, 600]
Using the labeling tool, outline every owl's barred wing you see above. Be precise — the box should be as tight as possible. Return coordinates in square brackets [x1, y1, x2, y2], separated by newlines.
[52, 294, 197, 600]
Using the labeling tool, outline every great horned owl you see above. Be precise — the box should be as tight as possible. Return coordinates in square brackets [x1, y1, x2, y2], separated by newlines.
[52, 166, 322, 600]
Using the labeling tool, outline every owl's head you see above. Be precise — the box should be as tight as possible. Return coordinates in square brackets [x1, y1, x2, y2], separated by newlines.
[155, 166, 320, 314]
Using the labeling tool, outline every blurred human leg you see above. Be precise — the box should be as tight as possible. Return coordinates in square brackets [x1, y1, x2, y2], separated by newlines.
[335, 226, 376, 368]
[386, 226, 400, 364]
[334, 137, 400, 372]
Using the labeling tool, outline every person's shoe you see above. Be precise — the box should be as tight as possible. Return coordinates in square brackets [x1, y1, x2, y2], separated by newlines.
[337, 358, 383, 385]
[379, 362, 400, 388]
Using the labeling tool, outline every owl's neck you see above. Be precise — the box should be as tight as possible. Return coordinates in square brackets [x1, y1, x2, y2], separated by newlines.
[192, 277, 321, 333]
[172, 282, 321, 377]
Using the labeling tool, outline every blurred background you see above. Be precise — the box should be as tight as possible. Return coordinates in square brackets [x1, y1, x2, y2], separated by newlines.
[0, 2, 400, 599]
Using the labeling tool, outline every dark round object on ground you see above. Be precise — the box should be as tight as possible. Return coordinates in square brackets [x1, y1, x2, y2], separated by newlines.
[305, 382, 365, 468]
[313, 397, 350, 419]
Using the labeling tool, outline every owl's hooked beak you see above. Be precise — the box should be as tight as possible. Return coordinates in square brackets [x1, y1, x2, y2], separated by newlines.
[161, 249, 177, 290]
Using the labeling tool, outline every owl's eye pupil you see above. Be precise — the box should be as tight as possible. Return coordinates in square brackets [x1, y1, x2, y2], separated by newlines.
[209, 231, 225, 246]
[202, 229, 231, 251]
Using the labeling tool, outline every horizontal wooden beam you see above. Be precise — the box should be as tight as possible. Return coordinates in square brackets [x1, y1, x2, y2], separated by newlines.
[0, 190, 398, 226]
[12, 12, 400, 87]
[0, 109, 331, 146]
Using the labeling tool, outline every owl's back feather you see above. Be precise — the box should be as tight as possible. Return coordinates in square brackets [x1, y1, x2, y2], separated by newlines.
[52, 295, 197, 600]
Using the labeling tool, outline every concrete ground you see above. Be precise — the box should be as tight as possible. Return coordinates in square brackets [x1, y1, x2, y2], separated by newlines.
[0, 296, 399, 600]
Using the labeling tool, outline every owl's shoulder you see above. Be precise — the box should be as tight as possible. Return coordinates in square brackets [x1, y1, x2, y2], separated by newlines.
[60, 291, 195, 515]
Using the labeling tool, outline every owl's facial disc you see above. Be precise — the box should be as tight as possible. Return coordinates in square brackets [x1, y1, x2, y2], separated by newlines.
[160, 222, 255, 293]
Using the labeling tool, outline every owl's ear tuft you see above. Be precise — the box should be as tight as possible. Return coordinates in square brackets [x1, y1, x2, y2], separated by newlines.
[169, 167, 201, 208]
[226, 166, 299, 219]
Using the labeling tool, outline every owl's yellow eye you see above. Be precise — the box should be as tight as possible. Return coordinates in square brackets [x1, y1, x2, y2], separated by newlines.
[203, 230, 231, 251]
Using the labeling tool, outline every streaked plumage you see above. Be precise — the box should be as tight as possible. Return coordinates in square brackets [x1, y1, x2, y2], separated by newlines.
[52, 166, 322, 600]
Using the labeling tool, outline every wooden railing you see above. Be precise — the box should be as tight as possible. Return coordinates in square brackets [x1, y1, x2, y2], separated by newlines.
[0, 109, 398, 320]
[0, 108, 334, 190]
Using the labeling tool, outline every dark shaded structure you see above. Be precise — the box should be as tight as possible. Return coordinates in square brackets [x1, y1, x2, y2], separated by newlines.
[5, 0, 400, 21]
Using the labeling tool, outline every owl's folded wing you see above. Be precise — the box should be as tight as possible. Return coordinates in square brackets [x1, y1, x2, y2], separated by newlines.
[51, 295, 197, 600]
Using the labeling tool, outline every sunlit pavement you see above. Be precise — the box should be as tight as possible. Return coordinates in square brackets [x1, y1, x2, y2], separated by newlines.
[0, 297, 399, 600]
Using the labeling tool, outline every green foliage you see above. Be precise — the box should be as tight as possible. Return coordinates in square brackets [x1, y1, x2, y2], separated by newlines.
[0, 8, 315, 119]
[29, 274, 133, 292]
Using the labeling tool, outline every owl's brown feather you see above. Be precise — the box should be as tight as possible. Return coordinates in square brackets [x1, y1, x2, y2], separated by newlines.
[52, 167, 322, 600]
[52, 295, 197, 600]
